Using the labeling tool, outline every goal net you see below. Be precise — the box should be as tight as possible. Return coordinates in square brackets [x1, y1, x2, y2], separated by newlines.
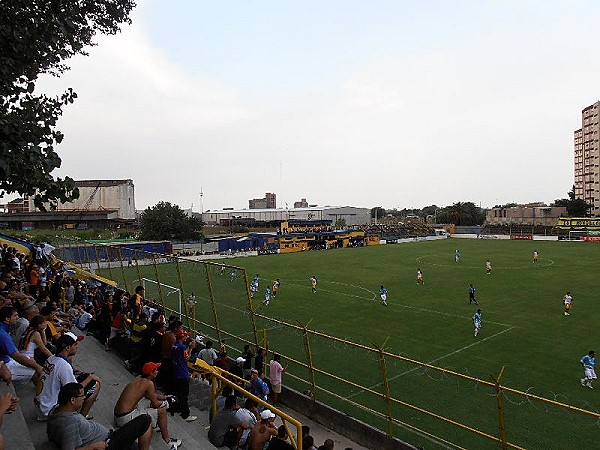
[568, 230, 588, 241]
[141, 277, 182, 315]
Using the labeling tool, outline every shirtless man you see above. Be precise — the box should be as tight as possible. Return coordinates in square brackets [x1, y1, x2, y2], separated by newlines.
[114, 362, 182, 450]
[248, 409, 278, 450]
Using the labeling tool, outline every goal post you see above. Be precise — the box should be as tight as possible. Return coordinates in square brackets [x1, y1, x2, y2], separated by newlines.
[568, 230, 587, 241]
[141, 277, 182, 315]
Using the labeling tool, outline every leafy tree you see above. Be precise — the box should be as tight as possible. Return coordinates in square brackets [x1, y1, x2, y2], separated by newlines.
[334, 218, 347, 229]
[0, 0, 135, 209]
[552, 186, 591, 217]
[371, 207, 386, 220]
[436, 202, 486, 226]
[140, 202, 203, 241]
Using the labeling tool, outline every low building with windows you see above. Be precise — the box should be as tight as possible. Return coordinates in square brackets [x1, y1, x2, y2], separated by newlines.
[202, 206, 370, 227]
[485, 204, 566, 226]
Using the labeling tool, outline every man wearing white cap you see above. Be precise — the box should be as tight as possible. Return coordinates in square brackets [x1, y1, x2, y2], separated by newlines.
[248, 408, 278, 450]
[229, 356, 245, 390]
[35, 332, 101, 420]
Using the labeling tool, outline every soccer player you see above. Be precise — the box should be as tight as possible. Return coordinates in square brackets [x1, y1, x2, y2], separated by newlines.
[263, 288, 271, 306]
[310, 276, 317, 294]
[416, 268, 424, 285]
[472, 309, 482, 337]
[469, 284, 478, 305]
[230, 268, 237, 282]
[580, 351, 596, 389]
[379, 286, 388, 306]
[485, 259, 492, 275]
[455, 249, 460, 263]
[533, 251, 539, 263]
[563, 291, 573, 316]
[272, 279, 280, 297]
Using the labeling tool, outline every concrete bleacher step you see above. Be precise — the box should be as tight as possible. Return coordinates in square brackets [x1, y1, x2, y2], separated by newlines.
[13, 331, 370, 450]
[14, 332, 218, 450]
[0, 383, 35, 450]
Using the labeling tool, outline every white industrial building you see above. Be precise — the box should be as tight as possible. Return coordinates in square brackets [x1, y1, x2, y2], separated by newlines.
[202, 206, 371, 226]
[44, 179, 136, 220]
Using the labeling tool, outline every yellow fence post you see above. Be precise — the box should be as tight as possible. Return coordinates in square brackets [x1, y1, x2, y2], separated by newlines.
[117, 247, 130, 293]
[490, 366, 508, 450]
[133, 250, 143, 287]
[242, 269, 259, 349]
[174, 257, 190, 329]
[105, 244, 115, 282]
[299, 320, 317, 401]
[204, 262, 222, 344]
[151, 254, 165, 307]
[373, 338, 394, 437]
[83, 244, 92, 273]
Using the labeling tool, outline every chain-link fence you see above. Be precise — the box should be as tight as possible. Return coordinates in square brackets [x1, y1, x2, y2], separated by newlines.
[53, 241, 600, 449]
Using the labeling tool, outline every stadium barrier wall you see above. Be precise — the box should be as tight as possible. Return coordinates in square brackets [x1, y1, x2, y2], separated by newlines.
[51, 238, 600, 450]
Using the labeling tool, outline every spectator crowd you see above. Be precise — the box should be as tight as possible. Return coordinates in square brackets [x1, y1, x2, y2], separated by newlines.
[0, 240, 352, 450]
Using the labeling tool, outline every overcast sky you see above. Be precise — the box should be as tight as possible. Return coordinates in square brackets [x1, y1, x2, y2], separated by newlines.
[24, 1, 600, 211]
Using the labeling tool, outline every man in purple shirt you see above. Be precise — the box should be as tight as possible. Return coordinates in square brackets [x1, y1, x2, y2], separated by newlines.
[171, 329, 197, 422]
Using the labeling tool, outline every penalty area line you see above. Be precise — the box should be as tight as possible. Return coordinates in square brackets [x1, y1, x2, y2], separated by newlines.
[347, 326, 516, 399]
[394, 303, 514, 327]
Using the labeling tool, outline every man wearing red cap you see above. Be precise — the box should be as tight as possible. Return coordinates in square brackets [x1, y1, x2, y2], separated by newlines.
[171, 329, 197, 422]
[114, 362, 182, 450]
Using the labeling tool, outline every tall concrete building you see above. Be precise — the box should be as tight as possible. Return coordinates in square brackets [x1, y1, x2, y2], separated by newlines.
[574, 101, 600, 216]
[249, 192, 276, 209]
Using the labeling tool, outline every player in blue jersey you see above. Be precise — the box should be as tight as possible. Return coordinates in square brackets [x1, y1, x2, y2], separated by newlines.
[472, 309, 482, 337]
[469, 284, 478, 305]
[249, 274, 260, 298]
[263, 288, 271, 306]
[455, 249, 460, 263]
[379, 286, 388, 306]
[580, 351, 596, 389]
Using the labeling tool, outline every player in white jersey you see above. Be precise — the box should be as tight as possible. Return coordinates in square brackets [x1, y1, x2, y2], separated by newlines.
[310, 276, 317, 294]
[485, 259, 492, 275]
[416, 268, 424, 285]
[472, 309, 482, 337]
[272, 279, 280, 297]
[533, 251, 539, 263]
[563, 292, 573, 316]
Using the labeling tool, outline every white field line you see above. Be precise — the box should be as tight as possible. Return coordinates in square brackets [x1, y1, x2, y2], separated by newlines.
[347, 326, 516, 399]
[415, 255, 555, 270]
[393, 303, 514, 327]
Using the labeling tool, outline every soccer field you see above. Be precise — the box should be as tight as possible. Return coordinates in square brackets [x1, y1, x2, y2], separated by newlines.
[103, 238, 600, 449]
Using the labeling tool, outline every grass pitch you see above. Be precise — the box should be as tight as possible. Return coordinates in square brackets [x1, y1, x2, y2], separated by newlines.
[106, 238, 600, 449]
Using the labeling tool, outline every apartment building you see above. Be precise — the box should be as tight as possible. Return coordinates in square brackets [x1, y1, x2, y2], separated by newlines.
[574, 101, 600, 216]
